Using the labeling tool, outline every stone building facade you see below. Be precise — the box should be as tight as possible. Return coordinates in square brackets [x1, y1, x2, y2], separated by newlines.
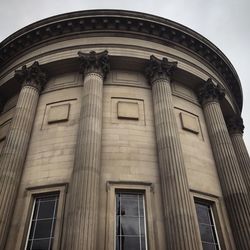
[0, 10, 250, 250]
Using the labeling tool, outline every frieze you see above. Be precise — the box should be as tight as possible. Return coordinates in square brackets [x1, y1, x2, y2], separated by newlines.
[0, 10, 242, 109]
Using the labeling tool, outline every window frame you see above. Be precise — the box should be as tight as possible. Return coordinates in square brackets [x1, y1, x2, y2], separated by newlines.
[191, 191, 235, 250]
[115, 191, 148, 250]
[194, 199, 221, 250]
[18, 183, 67, 250]
[105, 181, 156, 250]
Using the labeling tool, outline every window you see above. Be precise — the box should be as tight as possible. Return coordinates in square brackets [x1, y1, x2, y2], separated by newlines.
[116, 192, 147, 250]
[195, 201, 220, 250]
[26, 194, 59, 250]
[105, 181, 155, 250]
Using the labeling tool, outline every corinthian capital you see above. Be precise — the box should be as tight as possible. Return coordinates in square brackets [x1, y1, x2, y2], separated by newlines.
[226, 115, 244, 135]
[145, 55, 177, 84]
[198, 78, 225, 105]
[14, 61, 47, 92]
[78, 50, 110, 79]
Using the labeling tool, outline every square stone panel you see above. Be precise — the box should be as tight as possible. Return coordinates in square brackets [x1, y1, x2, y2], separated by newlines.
[180, 112, 199, 134]
[111, 98, 145, 126]
[48, 104, 70, 124]
[117, 101, 139, 120]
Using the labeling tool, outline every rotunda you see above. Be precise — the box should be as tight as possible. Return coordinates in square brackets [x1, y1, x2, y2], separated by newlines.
[0, 9, 250, 250]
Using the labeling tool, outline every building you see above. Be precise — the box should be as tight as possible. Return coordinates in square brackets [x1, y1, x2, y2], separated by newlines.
[0, 9, 250, 250]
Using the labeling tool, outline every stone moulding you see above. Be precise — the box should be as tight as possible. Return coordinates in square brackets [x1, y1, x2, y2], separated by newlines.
[0, 10, 242, 110]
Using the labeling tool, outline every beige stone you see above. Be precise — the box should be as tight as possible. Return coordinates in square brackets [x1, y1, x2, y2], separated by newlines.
[180, 112, 199, 134]
[117, 101, 139, 120]
[47, 103, 70, 124]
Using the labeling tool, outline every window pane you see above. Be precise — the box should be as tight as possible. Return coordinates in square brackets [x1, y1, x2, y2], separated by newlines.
[116, 195, 120, 215]
[30, 239, 50, 250]
[195, 201, 220, 250]
[140, 218, 145, 236]
[28, 222, 36, 240]
[195, 203, 211, 224]
[202, 242, 217, 250]
[139, 196, 144, 217]
[37, 201, 56, 219]
[26, 195, 58, 250]
[141, 236, 146, 250]
[199, 224, 215, 243]
[116, 236, 140, 250]
[34, 219, 53, 238]
[120, 197, 139, 216]
[116, 193, 147, 250]
[120, 217, 140, 235]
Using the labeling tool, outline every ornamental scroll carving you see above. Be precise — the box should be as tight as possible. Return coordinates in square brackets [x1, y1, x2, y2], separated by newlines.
[198, 78, 225, 105]
[226, 115, 244, 134]
[78, 50, 110, 79]
[145, 55, 178, 84]
[14, 61, 47, 92]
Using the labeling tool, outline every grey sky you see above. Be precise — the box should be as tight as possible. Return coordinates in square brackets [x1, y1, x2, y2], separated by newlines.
[1, 0, 250, 149]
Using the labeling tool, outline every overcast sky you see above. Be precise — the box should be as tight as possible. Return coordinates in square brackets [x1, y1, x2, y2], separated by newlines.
[1, 0, 250, 149]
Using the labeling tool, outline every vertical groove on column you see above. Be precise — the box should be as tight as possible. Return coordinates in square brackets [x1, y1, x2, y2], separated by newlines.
[64, 73, 103, 250]
[152, 79, 200, 250]
[0, 86, 39, 248]
[230, 133, 250, 195]
[203, 101, 250, 250]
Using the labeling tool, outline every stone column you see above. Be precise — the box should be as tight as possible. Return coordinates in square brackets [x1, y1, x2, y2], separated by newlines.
[226, 116, 250, 195]
[145, 56, 200, 250]
[198, 79, 250, 250]
[0, 62, 47, 248]
[63, 51, 109, 250]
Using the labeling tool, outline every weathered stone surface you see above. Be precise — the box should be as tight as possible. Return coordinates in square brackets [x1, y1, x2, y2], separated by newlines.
[63, 51, 109, 250]
[146, 55, 200, 250]
[199, 80, 250, 250]
[227, 116, 250, 195]
[0, 62, 46, 249]
[117, 101, 139, 120]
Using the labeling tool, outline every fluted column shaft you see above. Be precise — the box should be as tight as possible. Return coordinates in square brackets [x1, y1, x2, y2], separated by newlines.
[227, 116, 250, 195]
[63, 51, 109, 250]
[0, 62, 46, 249]
[145, 56, 200, 250]
[199, 80, 250, 250]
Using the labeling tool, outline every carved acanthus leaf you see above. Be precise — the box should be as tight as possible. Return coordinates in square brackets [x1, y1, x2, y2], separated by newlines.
[198, 78, 225, 105]
[145, 55, 177, 84]
[14, 61, 47, 92]
[226, 115, 244, 134]
[78, 50, 110, 79]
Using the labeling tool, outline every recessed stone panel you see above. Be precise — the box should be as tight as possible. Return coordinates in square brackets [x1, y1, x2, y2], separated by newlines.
[180, 112, 199, 134]
[111, 98, 145, 125]
[117, 101, 139, 120]
[48, 104, 70, 124]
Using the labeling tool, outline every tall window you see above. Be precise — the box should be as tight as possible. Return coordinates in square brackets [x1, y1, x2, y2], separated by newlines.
[26, 194, 59, 250]
[116, 192, 147, 250]
[195, 201, 220, 250]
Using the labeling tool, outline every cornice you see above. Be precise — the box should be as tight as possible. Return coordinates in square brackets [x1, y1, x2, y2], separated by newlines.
[0, 9, 243, 110]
